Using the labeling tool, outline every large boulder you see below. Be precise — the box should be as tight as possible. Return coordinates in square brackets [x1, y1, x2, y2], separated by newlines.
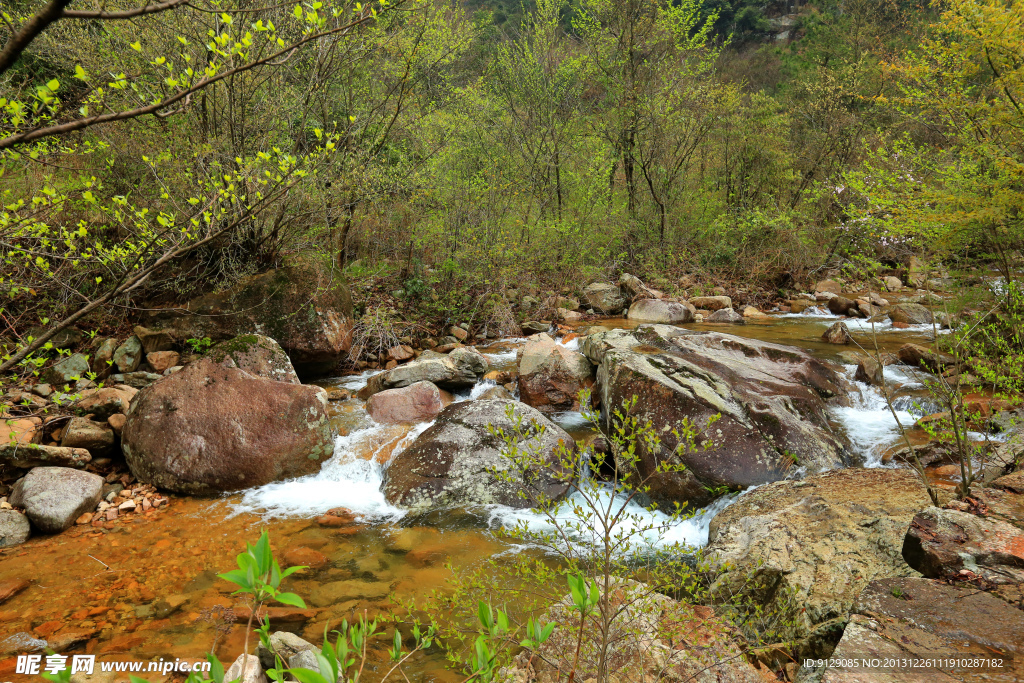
[902, 506, 1024, 584]
[823, 578, 1024, 683]
[208, 334, 300, 384]
[706, 468, 932, 658]
[0, 509, 31, 547]
[376, 348, 487, 394]
[897, 343, 956, 372]
[144, 262, 354, 376]
[889, 303, 933, 325]
[121, 357, 334, 494]
[9, 467, 104, 533]
[517, 334, 594, 413]
[366, 381, 447, 424]
[582, 326, 850, 507]
[582, 283, 626, 315]
[626, 299, 694, 324]
[382, 400, 574, 512]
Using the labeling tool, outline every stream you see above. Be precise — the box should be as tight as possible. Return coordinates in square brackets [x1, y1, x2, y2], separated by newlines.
[0, 310, 961, 680]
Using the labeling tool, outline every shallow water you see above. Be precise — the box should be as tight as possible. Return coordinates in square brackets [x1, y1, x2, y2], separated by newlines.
[0, 312, 952, 680]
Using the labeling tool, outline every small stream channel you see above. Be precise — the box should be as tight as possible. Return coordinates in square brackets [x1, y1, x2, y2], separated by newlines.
[0, 311, 972, 681]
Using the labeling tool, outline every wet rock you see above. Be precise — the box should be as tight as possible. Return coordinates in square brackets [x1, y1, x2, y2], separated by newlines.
[706, 468, 932, 658]
[384, 349, 484, 391]
[889, 303, 933, 325]
[826, 296, 856, 316]
[224, 654, 268, 683]
[0, 632, 47, 657]
[143, 262, 354, 376]
[626, 299, 694, 324]
[822, 321, 852, 345]
[582, 282, 626, 314]
[366, 381, 446, 424]
[823, 577, 1024, 683]
[309, 579, 389, 607]
[208, 334, 300, 384]
[499, 580, 767, 683]
[705, 307, 743, 323]
[897, 343, 956, 372]
[258, 631, 317, 670]
[814, 279, 842, 295]
[145, 351, 179, 373]
[44, 353, 90, 386]
[113, 337, 143, 373]
[517, 334, 594, 413]
[477, 385, 513, 400]
[121, 357, 333, 494]
[72, 386, 136, 419]
[9, 467, 104, 533]
[0, 509, 31, 547]
[741, 305, 769, 319]
[449, 346, 489, 384]
[383, 400, 573, 511]
[0, 578, 29, 604]
[688, 295, 732, 311]
[0, 442, 91, 469]
[902, 506, 1024, 583]
[582, 326, 849, 507]
[60, 417, 114, 456]
[854, 356, 883, 385]
[282, 547, 329, 571]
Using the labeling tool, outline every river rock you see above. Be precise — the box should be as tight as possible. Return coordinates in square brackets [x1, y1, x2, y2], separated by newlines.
[902, 506, 1024, 583]
[822, 577, 1024, 683]
[498, 580, 768, 683]
[706, 468, 932, 658]
[60, 417, 114, 456]
[854, 356, 883, 385]
[257, 631, 317, 670]
[626, 299, 693, 323]
[0, 443, 91, 468]
[992, 470, 1024, 494]
[814, 279, 842, 295]
[43, 353, 90, 386]
[145, 351, 180, 373]
[582, 282, 626, 314]
[9, 467, 104, 533]
[517, 334, 594, 412]
[705, 307, 743, 323]
[826, 296, 856, 316]
[366, 381, 446, 424]
[224, 654, 268, 683]
[688, 295, 731, 311]
[72, 386, 136, 419]
[113, 337, 143, 373]
[450, 346, 489, 383]
[618, 273, 657, 299]
[477, 385, 513, 400]
[132, 325, 174, 354]
[208, 334, 300, 384]
[889, 303, 932, 325]
[383, 400, 573, 511]
[385, 356, 459, 390]
[143, 262, 354, 376]
[822, 321, 851, 344]
[582, 326, 849, 507]
[897, 343, 956, 372]
[0, 509, 31, 547]
[121, 357, 333, 494]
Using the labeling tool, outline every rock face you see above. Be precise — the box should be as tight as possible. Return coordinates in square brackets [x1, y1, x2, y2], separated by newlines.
[889, 303, 933, 325]
[582, 282, 626, 314]
[902, 506, 1024, 583]
[823, 577, 1024, 683]
[0, 509, 31, 547]
[582, 325, 850, 507]
[626, 299, 694, 324]
[144, 262, 354, 376]
[689, 295, 732, 311]
[9, 467, 104, 533]
[517, 334, 594, 413]
[706, 468, 932, 658]
[208, 334, 300, 384]
[383, 400, 573, 511]
[366, 381, 446, 424]
[498, 581, 768, 683]
[121, 357, 334, 494]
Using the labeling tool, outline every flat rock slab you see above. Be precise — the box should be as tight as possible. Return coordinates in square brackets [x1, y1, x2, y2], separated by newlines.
[822, 577, 1024, 683]
[9, 467, 103, 533]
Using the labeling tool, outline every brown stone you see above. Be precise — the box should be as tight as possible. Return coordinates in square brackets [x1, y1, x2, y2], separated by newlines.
[897, 343, 956, 372]
[449, 326, 469, 341]
[232, 605, 318, 624]
[821, 321, 851, 344]
[282, 547, 329, 570]
[992, 470, 1024, 494]
[365, 381, 445, 424]
[903, 506, 1024, 583]
[0, 579, 29, 605]
[855, 356, 884, 385]
[145, 351, 180, 373]
[107, 413, 127, 435]
[388, 345, 414, 362]
[517, 333, 594, 413]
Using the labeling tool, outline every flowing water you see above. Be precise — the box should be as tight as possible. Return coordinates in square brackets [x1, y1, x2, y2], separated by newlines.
[0, 310, 962, 680]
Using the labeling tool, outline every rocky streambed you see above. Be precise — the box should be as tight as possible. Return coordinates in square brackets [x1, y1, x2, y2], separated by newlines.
[2, 282, 1023, 682]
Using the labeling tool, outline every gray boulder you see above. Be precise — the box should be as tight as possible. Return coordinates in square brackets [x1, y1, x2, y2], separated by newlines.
[626, 299, 693, 324]
[582, 326, 849, 507]
[257, 631, 317, 670]
[705, 307, 743, 323]
[113, 337, 143, 373]
[9, 467, 103, 533]
[0, 509, 31, 547]
[383, 400, 574, 511]
[44, 353, 90, 386]
[582, 283, 626, 315]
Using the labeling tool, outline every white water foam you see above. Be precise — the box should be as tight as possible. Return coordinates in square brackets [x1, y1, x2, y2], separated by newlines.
[831, 364, 924, 466]
[233, 422, 431, 520]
